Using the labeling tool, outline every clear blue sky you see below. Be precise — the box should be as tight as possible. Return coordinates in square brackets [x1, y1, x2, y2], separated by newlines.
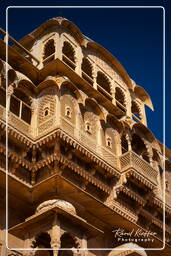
[1, 0, 170, 150]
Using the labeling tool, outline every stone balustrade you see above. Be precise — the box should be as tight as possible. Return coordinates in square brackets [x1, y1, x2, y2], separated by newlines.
[120, 151, 158, 185]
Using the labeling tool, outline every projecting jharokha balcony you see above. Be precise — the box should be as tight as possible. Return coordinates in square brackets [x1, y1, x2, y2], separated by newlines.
[120, 151, 158, 186]
[0, 104, 158, 186]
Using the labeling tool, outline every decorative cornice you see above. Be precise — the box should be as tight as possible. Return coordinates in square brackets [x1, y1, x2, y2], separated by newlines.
[126, 170, 155, 190]
[116, 185, 146, 206]
[112, 200, 138, 223]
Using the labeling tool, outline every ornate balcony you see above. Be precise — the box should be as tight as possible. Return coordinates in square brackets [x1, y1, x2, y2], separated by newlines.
[120, 151, 158, 186]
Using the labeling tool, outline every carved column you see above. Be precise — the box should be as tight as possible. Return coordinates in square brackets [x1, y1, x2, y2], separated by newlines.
[50, 213, 61, 256]
[30, 98, 38, 137]
[140, 104, 147, 126]
[125, 93, 132, 118]
[114, 133, 122, 156]
[54, 33, 60, 59]
[6, 84, 14, 114]
[82, 234, 88, 256]
[75, 50, 83, 76]
[111, 86, 116, 105]
[126, 134, 132, 151]
[144, 141, 153, 166]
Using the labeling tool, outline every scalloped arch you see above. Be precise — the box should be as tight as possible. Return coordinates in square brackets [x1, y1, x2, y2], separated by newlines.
[19, 17, 133, 89]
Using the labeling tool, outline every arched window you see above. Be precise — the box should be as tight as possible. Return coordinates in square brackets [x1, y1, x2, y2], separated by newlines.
[44, 107, 49, 117]
[131, 134, 149, 163]
[121, 135, 128, 154]
[115, 87, 126, 112]
[81, 57, 93, 85]
[65, 106, 72, 118]
[59, 233, 79, 256]
[131, 100, 142, 121]
[43, 39, 55, 66]
[10, 88, 32, 124]
[106, 136, 112, 148]
[96, 72, 112, 101]
[62, 41, 76, 70]
[32, 232, 52, 256]
[85, 121, 92, 134]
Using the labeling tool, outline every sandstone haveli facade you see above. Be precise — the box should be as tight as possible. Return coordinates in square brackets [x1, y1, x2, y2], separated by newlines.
[0, 16, 171, 256]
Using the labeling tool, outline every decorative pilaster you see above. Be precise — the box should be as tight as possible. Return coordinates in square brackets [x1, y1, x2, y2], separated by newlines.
[82, 235, 88, 256]
[30, 98, 38, 137]
[141, 104, 147, 126]
[111, 87, 116, 105]
[50, 213, 61, 256]
[7, 84, 14, 114]
[75, 50, 83, 76]
[126, 133, 132, 151]
[125, 93, 132, 118]
[92, 66, 97, 89]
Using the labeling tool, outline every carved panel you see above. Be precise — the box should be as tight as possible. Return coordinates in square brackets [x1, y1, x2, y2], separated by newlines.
[60, 94, 77, 125]
[87, 49, 127, 89]
[38, 89, 56, 124]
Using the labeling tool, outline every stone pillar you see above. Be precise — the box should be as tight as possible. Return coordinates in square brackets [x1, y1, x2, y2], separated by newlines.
[6, 84, 14, 113]
[126, 134, 132, 151]
[30, 98, 38, 137]
[111, 86, 116, 105]
[92, 65, 97, 89]
[82, 234, 88, 256]
[50, 213, 61, 256]
[141, 104, 147, 126]
[58, 30, 63, 61]
[145, 143, 153, 166]
[54, 33, 60, 59]
[125, 93, 132, 118]
[114, 134, 122, 156]
[75, 50, 83, 76]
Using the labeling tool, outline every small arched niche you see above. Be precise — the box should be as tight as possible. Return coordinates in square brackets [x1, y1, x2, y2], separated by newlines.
[101, 114, 122, 154]
[82, 98, 103, 139]
[60, 82, 80, 125]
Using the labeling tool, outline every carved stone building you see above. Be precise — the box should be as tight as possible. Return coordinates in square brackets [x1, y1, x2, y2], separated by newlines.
[0, 17, 171, 256]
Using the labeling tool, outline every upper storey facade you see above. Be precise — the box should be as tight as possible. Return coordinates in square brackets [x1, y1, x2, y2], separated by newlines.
[0, 17, 153, 128]
[0, 17, 171, 248]
[0, 17, 170, 203]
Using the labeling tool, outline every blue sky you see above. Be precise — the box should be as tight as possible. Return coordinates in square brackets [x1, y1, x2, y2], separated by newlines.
[1, 0, 170, 150]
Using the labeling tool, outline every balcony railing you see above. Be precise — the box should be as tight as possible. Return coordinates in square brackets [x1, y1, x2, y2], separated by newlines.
[0, 106, 158, 185]
[81, 71, 94, 86]
[60, 116, 119, 169]
[42, 53, 55, 66]
[0, 105, 31, 136]
[120, 151, 158, 185]
[62, 54, 76, 70]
